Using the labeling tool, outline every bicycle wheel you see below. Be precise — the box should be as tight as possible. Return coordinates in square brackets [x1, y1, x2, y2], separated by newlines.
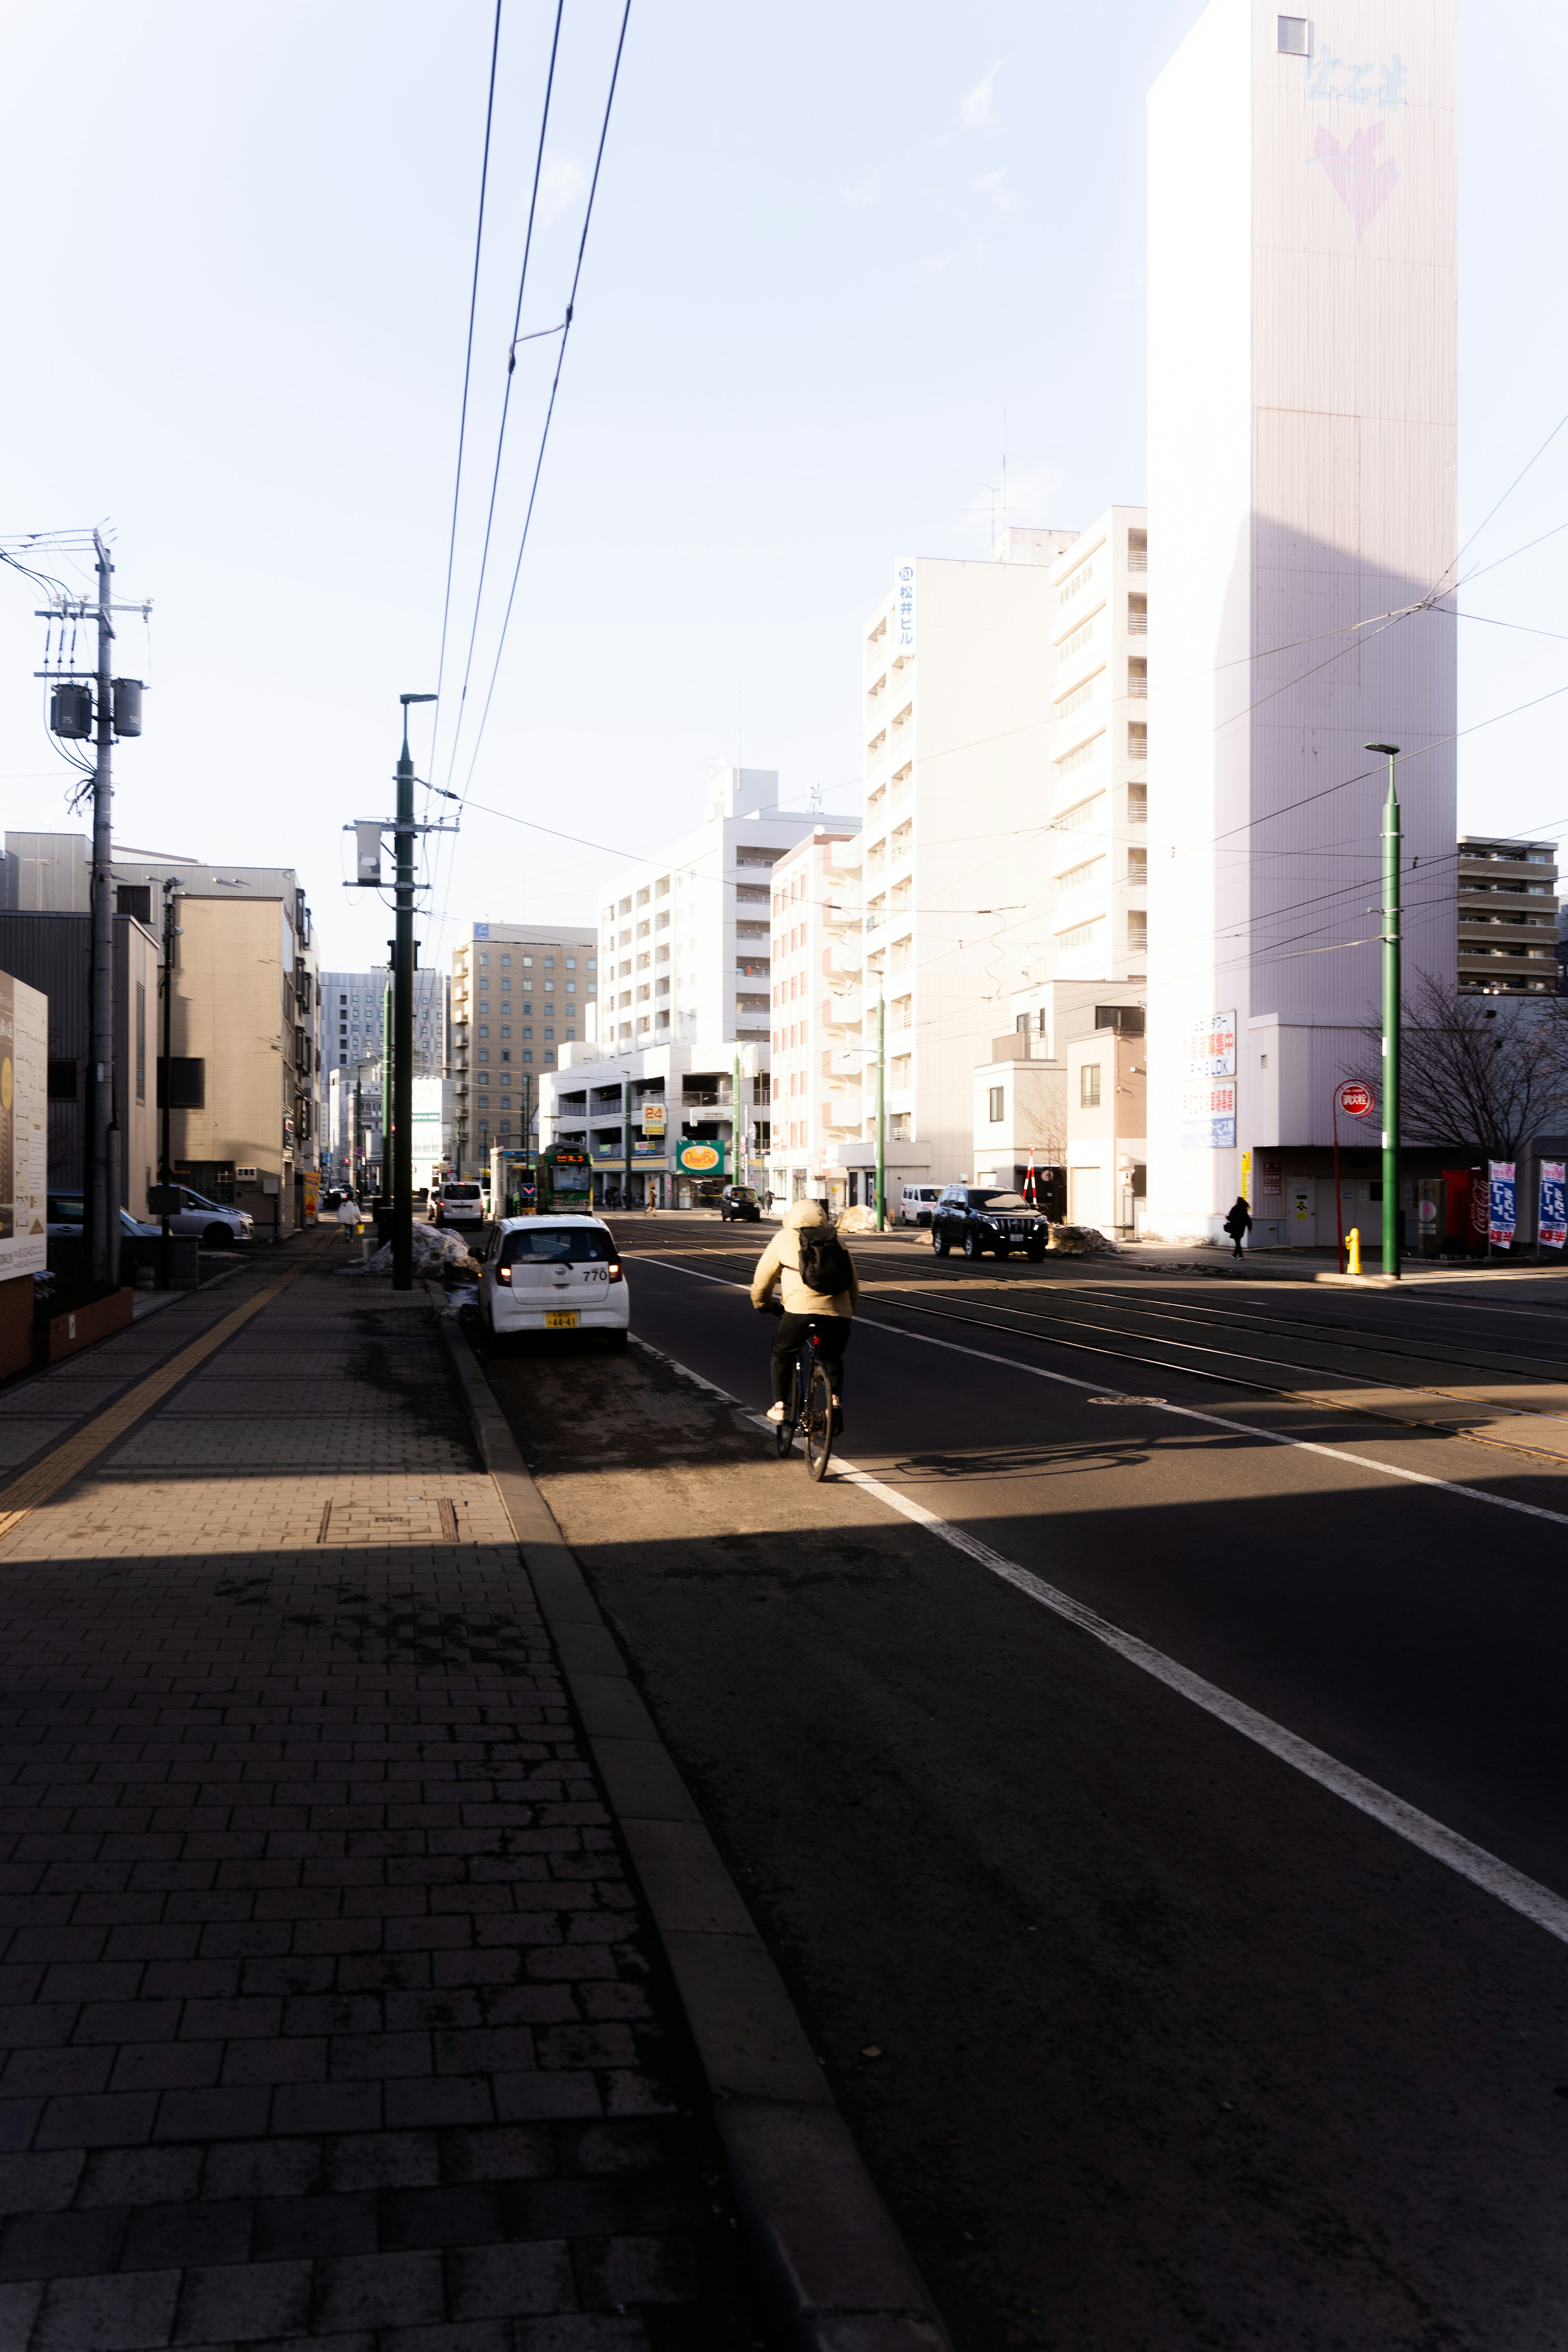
[775, 1361, 800, 1458]
[804, 1358, 834, 1481]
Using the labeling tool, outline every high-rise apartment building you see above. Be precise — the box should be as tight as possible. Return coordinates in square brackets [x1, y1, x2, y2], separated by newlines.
[596, 768, 814, 1053]
[450, 921, 596, 1172]
[1455, 839, 1559, 994]
[766, 826, 863, 1206]
[541, 769, 819, 1205]
[1036, 512, 1151, 990]
[318, 967, 448, 1080]
[1143, 0, 1457, 1242]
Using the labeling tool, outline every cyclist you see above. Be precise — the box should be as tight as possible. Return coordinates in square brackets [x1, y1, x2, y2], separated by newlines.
[750, 1199, 859, 1426]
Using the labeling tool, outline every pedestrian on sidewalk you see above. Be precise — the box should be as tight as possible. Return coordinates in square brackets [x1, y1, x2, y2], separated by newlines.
[1223, 1195, 1252, 1260]
[751, 1199, 859, 1426]
[337, 1189, 361, 1244]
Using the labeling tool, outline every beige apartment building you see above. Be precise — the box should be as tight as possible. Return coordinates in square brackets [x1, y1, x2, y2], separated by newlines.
[450, 921, 597, 1173]
[1455, 837, 1559, 994]
[166, 895, 316, 1233]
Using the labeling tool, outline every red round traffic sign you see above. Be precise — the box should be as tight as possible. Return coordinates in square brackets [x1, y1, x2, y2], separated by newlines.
[1336, 1082, 1376, 1119]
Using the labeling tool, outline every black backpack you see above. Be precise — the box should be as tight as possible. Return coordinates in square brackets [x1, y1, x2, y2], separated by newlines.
[796, 1225, 854, 1297]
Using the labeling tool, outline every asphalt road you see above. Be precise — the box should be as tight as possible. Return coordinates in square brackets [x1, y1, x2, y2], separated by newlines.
[477, 1218, 1568, 2350]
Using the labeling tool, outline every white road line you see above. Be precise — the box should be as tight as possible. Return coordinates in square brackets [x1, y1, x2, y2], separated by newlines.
[626, 1306, 1568, 1950]
[628, 1253, 1568, 1530]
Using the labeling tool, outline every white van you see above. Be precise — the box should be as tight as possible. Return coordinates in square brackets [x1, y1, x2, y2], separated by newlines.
[898, 1184, 942, 1228]
[431, 1180, 485, 1229]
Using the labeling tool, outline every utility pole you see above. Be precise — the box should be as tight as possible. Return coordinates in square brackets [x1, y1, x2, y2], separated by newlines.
[1369, 743, 1402, 1279]
[88, 531, 117, 1287]
[392, 695, 436, 1290]
[732, 1051, 744, 1192]
[874, 989, 886, 1231]
[158, 879, 179, 1287]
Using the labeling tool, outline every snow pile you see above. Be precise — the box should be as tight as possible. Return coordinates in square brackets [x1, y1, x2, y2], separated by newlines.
[1047, 1223, 1119, 1258]
[837, 1205, 879, 1235]
[340, 1223, 482, 1278]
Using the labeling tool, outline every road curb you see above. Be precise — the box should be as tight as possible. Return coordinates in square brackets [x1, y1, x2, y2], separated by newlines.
[436, 1310, 953, 2352]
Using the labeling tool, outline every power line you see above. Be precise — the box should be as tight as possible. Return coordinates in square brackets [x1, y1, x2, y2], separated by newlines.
[426, 0, 505, 800]
[439, 0, 566, 802]
[452, 0, 632, 811]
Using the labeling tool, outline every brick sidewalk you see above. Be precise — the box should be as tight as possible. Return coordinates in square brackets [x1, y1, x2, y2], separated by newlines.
[0, 1258, 759, 2350]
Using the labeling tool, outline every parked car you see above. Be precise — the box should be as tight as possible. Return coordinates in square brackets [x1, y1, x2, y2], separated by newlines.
[155, 1187, 255, 1248]
[898, 1184, 942, 1227]
[47, 1194, 159, 1243]
[716, 1185, 762, 1222]
[478, 1215, 629, 1349]
[431, 1180, 486, 1229]
[931, 1185, 1049, 1262]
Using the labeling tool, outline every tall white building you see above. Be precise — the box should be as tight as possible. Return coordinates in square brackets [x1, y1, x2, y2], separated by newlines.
[597, 768, 814, 1053]
[790, 529, 1149, 1201]
[542, 768, 822, 1204]
[1143, 0, 1457, 1243]
[767, 825, 863, 1207]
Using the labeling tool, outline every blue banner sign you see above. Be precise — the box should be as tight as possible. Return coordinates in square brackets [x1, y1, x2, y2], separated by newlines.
[1540, 1160, 1566, 1252]
[1488, 1160, 1516, 1250]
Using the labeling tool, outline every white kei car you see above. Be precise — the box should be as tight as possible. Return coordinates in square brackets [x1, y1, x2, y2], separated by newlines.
[478, 1215, 630, 1349]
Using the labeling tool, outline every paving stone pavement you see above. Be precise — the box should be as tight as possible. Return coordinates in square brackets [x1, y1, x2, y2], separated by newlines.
[0, 1251, 761, 2351]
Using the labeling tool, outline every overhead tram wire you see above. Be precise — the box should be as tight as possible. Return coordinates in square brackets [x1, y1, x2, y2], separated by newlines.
[438, 0, 566, 806]
[452, 0, 633, 814]
[426, 2, 631, 966]
[425, 0, 505, 802]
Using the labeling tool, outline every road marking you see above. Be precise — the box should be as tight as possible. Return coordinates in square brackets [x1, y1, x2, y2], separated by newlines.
[628, 1314, 1568, 1951]
[630, 1253, 1568, 1530]
[0, 1255, 318, 1537]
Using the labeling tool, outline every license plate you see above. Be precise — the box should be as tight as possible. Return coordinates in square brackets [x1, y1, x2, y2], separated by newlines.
[543, 1310, 579, 1330]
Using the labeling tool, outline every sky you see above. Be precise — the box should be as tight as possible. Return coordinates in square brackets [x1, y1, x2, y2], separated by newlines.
[2, 0, 1567, 978]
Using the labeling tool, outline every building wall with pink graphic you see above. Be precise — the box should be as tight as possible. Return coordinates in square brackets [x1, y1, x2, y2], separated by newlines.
[1142, 0, 1457, 1243]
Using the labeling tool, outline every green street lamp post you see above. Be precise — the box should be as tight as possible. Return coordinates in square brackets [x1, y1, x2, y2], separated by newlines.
[1368, 743, 1402, 1278]
[392, 693, 437, 1290]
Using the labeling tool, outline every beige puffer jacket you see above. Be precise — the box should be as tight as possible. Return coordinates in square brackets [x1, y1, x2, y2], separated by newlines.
[749, 1198, 860, 1319]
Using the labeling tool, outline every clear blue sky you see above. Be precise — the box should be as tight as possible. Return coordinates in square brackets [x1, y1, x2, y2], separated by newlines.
[2, 0, 1565, 973]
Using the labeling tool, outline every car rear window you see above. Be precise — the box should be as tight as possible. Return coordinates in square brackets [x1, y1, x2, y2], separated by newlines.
[444, 1184, 481, 1200]
[501, 1228, 614, 1266]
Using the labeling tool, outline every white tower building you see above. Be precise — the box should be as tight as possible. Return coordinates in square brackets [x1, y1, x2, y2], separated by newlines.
[1143, 2, 1456, 1244]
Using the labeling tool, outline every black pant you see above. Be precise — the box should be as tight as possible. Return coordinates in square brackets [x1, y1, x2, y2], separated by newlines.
[772, 1314, 851, 1404]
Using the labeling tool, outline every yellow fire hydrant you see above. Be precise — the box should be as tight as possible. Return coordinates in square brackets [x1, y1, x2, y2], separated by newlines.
[1346, 1227, 1361, 1276]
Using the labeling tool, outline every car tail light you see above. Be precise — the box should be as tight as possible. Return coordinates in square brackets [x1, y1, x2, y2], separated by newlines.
[608, 1260, 622, 1283]
[497, 1265, 511, 1284]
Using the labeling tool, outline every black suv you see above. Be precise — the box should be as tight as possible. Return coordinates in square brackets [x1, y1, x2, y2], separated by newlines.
[931, 1185, 1049, 1262]
[716, 1185, 762, 1222]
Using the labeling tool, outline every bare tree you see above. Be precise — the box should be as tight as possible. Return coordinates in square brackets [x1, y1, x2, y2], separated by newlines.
[1344, 970, 1568, 1159]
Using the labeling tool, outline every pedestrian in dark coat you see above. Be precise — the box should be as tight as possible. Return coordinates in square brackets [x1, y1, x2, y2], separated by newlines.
[1223, 1195, 1252, 1260]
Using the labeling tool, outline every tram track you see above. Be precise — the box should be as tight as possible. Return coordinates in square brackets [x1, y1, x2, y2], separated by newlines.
[613, 1229, 1568, 1470]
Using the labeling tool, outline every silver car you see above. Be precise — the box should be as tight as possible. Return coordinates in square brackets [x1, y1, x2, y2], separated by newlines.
[431, 1180, 486, 1229]
[156, 1187, 255, 1248]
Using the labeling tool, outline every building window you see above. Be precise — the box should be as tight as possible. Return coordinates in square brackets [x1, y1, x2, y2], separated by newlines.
[1128, 722, 1148, 759]
[1127, 910, 1148, 949]
[1080, 1063, 1101, 1107]
[47, 1060, 77, 1101]
[1277, 16, 1309, 56]
[158, 1057, 206, 1109]
[1127, 527, 1148, 570]
[988, 1086, 1005, 1124]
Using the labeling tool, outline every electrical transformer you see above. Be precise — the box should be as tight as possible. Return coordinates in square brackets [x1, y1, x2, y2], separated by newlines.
[49, 682, 93, 739]
[111, 678, 144, 737]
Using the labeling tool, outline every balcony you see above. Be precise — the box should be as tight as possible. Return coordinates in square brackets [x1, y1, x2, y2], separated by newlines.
[823, 991, 861, 1029]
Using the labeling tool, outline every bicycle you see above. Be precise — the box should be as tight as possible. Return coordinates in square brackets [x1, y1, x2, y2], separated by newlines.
[773, 1315, 836, 1481]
